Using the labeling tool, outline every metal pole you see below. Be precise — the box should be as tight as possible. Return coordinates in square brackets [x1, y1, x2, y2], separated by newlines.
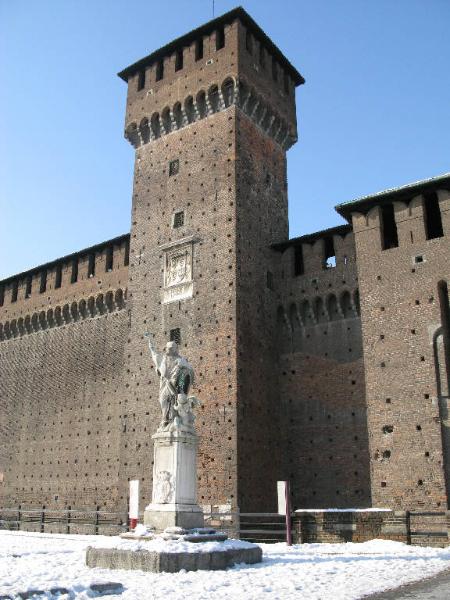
[285, 481, 292, 546]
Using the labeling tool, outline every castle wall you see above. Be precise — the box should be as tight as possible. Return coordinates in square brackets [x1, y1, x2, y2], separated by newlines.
[0, 235, 130, 512]
[276, 230, 371, 508]
[353, 189, 450, 509]
[0, 308, 127, 511]
[0, 236, 129, 324]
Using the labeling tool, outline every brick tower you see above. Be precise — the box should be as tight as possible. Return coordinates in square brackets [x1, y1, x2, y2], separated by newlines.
[117, 8, 304, 513]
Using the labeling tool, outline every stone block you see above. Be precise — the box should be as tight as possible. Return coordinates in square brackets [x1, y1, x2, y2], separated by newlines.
[86, 544, 262, 573]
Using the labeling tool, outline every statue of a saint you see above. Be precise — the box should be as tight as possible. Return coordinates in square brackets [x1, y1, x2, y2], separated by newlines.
[144, 334, 200, 432]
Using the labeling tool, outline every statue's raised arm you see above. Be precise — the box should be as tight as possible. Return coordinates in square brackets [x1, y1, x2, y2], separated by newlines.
[144, 332, 163, 373]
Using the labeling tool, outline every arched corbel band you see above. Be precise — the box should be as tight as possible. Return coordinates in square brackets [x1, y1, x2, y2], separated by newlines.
[0, 288, 127, 342]
[125, 76, 297, 151]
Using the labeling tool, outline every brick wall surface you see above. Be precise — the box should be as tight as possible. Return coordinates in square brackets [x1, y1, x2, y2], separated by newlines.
[275, 230, 371, 509]
[353, 190, 450, 509]
[0, 309, 127, 511]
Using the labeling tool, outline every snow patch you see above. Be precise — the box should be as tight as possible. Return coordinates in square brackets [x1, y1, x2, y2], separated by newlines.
[1, 531, 450, 600]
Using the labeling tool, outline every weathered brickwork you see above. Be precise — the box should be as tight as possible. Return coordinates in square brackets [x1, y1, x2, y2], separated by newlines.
[1, 8, 449, 527]
[274, 228, 370, 508]
[338, 185, 450, 510]
[0, 309, 127, 511]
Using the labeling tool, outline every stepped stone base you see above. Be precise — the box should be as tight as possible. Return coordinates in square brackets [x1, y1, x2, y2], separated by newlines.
[86, 544, 262, 573]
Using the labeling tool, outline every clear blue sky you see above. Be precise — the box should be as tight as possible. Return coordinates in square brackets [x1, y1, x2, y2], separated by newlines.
[1, 0, 449, 280]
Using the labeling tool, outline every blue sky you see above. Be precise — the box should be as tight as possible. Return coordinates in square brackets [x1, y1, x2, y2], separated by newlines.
[1, 0, 449, 280]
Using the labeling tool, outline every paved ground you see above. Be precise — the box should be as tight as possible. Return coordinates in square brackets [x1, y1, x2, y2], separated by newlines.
[366, 568, 450, 599]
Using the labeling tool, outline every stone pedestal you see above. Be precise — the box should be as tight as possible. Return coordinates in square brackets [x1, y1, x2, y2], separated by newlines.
[144, 430, 204, 531]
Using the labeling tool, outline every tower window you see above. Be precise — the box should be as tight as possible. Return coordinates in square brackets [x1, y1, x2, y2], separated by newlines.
[137, 70, 145, 91]
[156, 60, 164, 81]
[124, 240, 130, 267]
[40, 270, 47, 293]
[324, 237, 336, 269]
[381, 204, 399, 250]
[170, 328, 181, 345]
[272, 57, 278, 81]
[437, 280, 450, 395]
[105, 246, 114, 272]
[284, 72, 289, 94]
[0, 285, 4, 307]
[195, 38, 203, 61]
[88, 253, 95, 278]
[294, 245, 304, 276]
[173, 211, 184, 228]
[175, 49, 183, 71]
[71, 259, 78, 284]
[266, 271, 274, 290]
[423, 192, 443, 240]
[11, 280, 18, 302]
[169, 159, 179, 176]
[55, 264, 62, 289]
[245, 30, 253, 54]
[25, 276, 32, 298]
[216, 26, 225, 50]
[259, 44, 265, 68]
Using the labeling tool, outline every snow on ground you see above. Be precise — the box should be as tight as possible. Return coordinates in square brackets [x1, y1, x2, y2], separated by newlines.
[1, 530, 450, 599]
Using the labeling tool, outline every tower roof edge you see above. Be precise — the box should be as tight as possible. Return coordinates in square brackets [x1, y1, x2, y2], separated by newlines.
[117, 6, 305, 86]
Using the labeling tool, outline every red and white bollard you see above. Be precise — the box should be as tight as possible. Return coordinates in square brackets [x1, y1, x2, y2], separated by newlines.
[129, 480, 139, 531]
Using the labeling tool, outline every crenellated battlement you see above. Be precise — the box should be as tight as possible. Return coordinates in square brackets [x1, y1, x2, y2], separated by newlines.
[0, 234, 130, 321]
[337, 175, 450, 253]
[120, 7, 303, 151]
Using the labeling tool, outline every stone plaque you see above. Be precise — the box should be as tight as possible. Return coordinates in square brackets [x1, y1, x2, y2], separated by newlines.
[162, 243, 193, 304]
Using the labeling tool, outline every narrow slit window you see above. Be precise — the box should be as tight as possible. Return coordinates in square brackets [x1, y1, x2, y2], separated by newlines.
[105, 246, 114, 272]
[173, 211, 184, 228]
[88, 253, 95, 278]
[216, 26, 225, 50]
[381, 204, 399, 250]
[71, 259, 78, 284]
[40, 270, 47, 293]
[175, 49, 183, 71]
[137, 70, 145, 91]
[266, 271, 274, 290]
[272, 57, 278, 81]
[284, 72, 289, 94]
[170, 328, 181, 345]
[25, 276, 32, 298]
[437, 280, 450, 395]
[55, 264, 62, 289]
[169, 159, 179, 176]
[294, 245, 304, 276]
[259, 44, 265, 68]
[245, 30, 253, 54]
[324, 237, 336, 268]
[11, 280, 18, 302]
[124, 240, 130, 267]
[156, 60, 164, 81]
[424, 192, 443, 240]
[0, 285, 4, 307]
[195, 38, 203, 61]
